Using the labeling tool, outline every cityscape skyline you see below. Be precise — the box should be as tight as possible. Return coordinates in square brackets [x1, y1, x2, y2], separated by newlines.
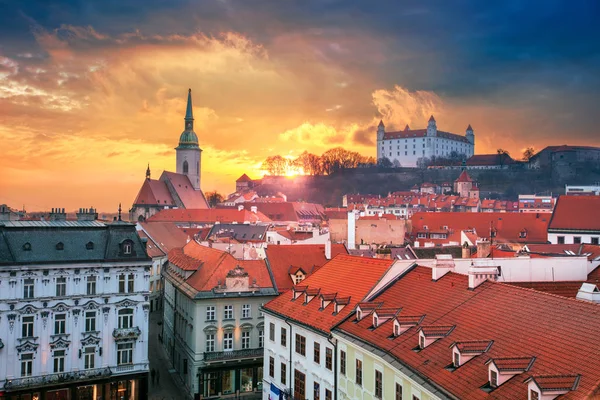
[1, 1, 600, 211]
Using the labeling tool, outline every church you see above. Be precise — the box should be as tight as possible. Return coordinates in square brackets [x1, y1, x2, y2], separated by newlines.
[377, 115, 475, 168]
[130, 89, 209, 221]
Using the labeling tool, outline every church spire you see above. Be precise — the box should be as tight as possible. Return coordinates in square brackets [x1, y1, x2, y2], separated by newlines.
[146, 163, 151, 179]
[185, 88, 194, 129]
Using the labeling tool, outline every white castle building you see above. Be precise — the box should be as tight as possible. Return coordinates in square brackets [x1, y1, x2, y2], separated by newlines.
[376, 116, 475, 168]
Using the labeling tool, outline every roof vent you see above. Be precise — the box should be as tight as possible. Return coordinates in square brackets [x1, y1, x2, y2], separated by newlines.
[485, 357, 536, 389]
[418, 325, 455, 349]
[525, 375, 580, 399]
[432, 254, 455, 280]
[449, 340, 493, 368]
[468, 265, 499, 290]
[576, 283, 600, 303]
[392, 315, 425, 337]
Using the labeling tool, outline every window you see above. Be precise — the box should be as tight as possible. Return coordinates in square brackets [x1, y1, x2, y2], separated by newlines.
[490, 370, 498, 387]
[54, 314, 66, 334]
[314, 382, 320, 400]
[118, 273, 134, 293]
[206, 306, 215, 321]
[223, 332, 233, 350]
[259, 329, 264, 348]
[454, 352, 460, 367]
[23, 242, 31, 251]
[325, 389, 332, 400]
[224, 305, 233, 320]
[86, 275, 96, 295]
[21, 353, 33, 377]
[419, 335, 425, 349]
[325, 348, 332, 370]
[355, 359, 363, 386]
[295, 334, 306, 356]
[396, 383, 403, 400]
[375, 370, 383, 398]
[269, 356, 274, 378]
[117, 342, 133, 365]
[52, 350, 65, 372]
[84, 347, 95, 369]
[86, 241, 94, 250]
[281, 363, 287, 385]
[206, 333, 215, 352]
[118, 308, 134, 329]
[242, 304, 251, 318]
[557, 236, 565, 244]
[340, 350, 346, 375]
[241, 331, 250, 349]
[281, 327, 287, 347]
[56, 242, 64, 250]
[56, 277, 67, 296]
[123, 241, 132, 255]
[314, 342, 320, 364]
[530, 389, 540, 400]
[183, 160, 189, 174]
[23, 278, 34, 299]
[592, 237, 599, 245]
[294, 370, 306, 400]
[259, 303, 264, 318]
[85, 311, 96, 332]
[22, 316, 34, 338]
[574, 236, 582, 244]
[269, 323, 275, 341]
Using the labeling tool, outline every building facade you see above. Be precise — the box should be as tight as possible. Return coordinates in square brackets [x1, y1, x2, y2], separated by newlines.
[162, 241, 278, 398]
[0, 214, 151, 399]
[376, 116, 475, 168]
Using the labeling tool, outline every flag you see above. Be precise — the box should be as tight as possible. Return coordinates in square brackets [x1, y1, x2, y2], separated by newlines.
[269, 384, 281, 400]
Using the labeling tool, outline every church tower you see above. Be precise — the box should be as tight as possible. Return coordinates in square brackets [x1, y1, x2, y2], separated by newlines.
[176, 89, 202, 190]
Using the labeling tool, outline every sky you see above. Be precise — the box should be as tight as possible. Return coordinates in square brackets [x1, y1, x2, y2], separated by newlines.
[1, 0, 599, 211]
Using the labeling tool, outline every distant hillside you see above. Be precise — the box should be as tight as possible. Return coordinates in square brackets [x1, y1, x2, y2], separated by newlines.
[251, 164, 600, 207]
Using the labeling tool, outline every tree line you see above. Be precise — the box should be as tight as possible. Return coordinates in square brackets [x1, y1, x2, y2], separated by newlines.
[260, 148, 378, 176]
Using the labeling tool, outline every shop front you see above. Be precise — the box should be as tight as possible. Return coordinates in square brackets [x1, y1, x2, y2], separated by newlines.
[198, 354, 263, 399]
[2, 372, 148, 400]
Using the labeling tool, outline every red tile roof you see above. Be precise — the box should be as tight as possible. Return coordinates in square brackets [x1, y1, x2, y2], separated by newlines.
[136, 231, 166, 258]
[529, 375, 581, 392]
[455, 170, 473, 183]
[335, 266, 600, 399]
[147, 208, 270, 224]
[132, 178, 175, 206]
[411, 212, 549, 244]
[160, 171, 209, 209]
[263, 255, 393, 334]
[168, 240, 273, 292]
[139, 222, 192, 254]
[489, 357, 535, 372]
[453, 340, 494, 354]
[548, 195, 600, 232]
[265, 244, 348, 291]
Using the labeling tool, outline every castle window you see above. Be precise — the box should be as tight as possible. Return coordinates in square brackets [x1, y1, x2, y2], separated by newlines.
[183, 160, 189, 174]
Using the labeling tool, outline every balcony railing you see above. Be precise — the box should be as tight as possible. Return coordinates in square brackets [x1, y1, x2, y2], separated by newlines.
[112, 327, 141, 341]
[4, 367, 111, 390]
[111, 363, 149, 375]
[204, 348, 264, 362]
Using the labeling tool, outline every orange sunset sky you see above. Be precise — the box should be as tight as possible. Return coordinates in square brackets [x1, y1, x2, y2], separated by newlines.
[1, 2, 599, 211]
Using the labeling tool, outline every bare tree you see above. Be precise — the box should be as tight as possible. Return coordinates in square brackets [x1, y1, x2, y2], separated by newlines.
[205, 191, 224, 207]
[523, 147, 535, 162]
[261, 155, 288, 175]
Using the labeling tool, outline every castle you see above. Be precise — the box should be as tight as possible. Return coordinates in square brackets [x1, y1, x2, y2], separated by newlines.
[130, 89, 208, 221]
[377, 115, 475, 167]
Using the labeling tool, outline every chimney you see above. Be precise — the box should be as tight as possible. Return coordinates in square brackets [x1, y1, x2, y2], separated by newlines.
[468, 264, 499, 290]
[462, 242, 471, 258]
[76, 207, 98, 221]
[325, 238, 332, 260]
[49, 207, 67, 221]
[476, 239, 491, 258]
[250, 206, 257, 214]
[238, 205, 244, 211]
[432, 254, 455, 281]
[347, 210, 357, 250]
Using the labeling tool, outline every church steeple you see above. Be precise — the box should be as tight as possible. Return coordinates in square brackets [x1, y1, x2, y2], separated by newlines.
[184, 88, 194, 132]
[146, 163, 151, 179]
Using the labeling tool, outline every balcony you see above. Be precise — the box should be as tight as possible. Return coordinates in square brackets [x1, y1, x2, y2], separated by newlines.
[204, 348, 264, 362]
[111, 363, 149, 375]
[4, 367, 111, 390]
[112, 327, 141, 342]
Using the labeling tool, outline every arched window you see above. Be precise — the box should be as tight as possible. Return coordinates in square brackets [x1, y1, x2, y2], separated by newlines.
[121, 240, 133, 255]
[118, 308, 134, 329]
[183, 160, 189, 174]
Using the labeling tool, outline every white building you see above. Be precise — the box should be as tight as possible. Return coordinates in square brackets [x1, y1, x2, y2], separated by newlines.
[548, 196, 600, 245]
[565, 185, 600, 196]
[162, 240, 279, 398]
[261, 255, 394, 400]
[0, 211, 151, 399]
[376, 116, 475, 168]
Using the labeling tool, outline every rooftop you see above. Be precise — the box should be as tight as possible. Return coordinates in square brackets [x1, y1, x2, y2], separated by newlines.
[548, 195, 600, 232]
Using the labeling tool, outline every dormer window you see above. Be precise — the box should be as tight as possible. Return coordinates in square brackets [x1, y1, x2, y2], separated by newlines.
[56, 242, 64, 250]
[519, 229, 527, 238]
[453, 352, 460, 368]
[530, 390, 539, 400]
[490, 370, 498, 387]
[525, 374, 580, 400]
[23, 242, 31, 251]
[418, 325, 455, 349]
[373, 316, 379, 328]
[357, 310, 363, 321]
[120, 240, 134, 256]
[419, 335, 425, 349]
[484, 357, 536, 391]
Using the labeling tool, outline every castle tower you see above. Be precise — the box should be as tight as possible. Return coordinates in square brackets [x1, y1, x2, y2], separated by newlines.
[176, 89, 202, 190]
[427, 115, 437, 136]
[377, 120, 385, 141]
[466, 124, 475, 145]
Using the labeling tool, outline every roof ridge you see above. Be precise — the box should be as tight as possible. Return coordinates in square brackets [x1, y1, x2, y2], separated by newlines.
[495, 280, 600, 307]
